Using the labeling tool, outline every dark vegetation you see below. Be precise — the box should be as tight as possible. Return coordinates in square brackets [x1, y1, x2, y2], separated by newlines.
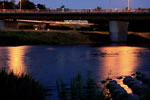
[0, 68, 45, 100]
[0, 0, 45, 9]
[0, 30, 150, 45]
[56, 73, 104, 100]
[0, 31, 96, 45]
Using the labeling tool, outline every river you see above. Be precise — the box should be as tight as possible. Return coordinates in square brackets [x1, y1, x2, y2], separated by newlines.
[0, 44, 150, 99]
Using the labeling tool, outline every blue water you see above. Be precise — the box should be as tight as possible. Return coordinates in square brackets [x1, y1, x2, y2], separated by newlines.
[0, 44, 150, 99]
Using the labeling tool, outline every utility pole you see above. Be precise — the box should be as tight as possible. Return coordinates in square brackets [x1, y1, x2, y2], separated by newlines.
[20, 0, 22, 10]
[128, 0, 130, 10]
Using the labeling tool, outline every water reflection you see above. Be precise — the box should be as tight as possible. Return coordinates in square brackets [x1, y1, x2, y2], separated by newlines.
[98, 46, 146, 93]
[7, 46, 29, 75]
[0, 45, 149, 97]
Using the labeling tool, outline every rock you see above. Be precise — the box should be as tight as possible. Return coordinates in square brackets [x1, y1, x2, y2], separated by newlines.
[101, 80, 106, 84]
[136, 72, 150, 84]
[107, 80, 127, 100]
[123, 76, 145, 96]
[132, 84, 144, 95]
[123, 76, 134, 84]
[128, 81, 136, 88]
[117, 76, 123, 80]
[142, 76, 150, 83]
[131, 73, 136, 76]
[136, 74, 143, 80]
[110, 80, 117, 84]
[127, 94, 139, 100]
[106, 78, 112, 81]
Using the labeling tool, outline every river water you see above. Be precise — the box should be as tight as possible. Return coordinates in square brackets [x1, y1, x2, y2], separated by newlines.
[0, 44, 150, 99]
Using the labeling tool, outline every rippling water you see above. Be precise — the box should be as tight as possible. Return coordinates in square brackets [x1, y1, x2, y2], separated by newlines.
[0, 45, 150, 98]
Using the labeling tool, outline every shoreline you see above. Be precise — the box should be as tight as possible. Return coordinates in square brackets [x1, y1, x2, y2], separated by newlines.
[0, 30, 150, 46]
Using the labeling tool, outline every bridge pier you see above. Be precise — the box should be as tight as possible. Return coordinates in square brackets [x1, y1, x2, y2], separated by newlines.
[109, 21, 129, 42]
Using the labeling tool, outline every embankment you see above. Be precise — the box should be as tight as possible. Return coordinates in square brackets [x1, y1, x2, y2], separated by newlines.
[0, 30, 150, 45]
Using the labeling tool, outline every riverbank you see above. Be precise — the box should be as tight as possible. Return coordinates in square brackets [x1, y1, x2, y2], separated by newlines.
[0, 30, 150, 45]
[0, 30, 109, 45]
[0, 69, 45, 100]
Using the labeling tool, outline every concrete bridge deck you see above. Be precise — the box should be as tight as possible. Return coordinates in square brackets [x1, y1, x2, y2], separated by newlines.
[0, 9, 150, 20]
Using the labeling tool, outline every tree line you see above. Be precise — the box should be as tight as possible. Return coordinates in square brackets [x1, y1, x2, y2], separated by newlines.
[1, 0, 46, 9]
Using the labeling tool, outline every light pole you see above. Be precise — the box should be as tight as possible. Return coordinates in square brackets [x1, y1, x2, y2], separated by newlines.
[128, 0, 130, 10]
[20, 0, 22, 10]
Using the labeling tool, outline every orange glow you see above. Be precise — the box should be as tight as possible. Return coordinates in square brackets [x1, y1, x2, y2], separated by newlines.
[98, 46, 145, 94]
[8, 46, 29, 76]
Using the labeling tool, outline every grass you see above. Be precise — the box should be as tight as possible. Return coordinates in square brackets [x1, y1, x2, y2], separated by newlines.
[0, 30, 150, 46]
[56, 73, 104, 100]
[0, 68, 46, 100]
[0, 30, 95, 45]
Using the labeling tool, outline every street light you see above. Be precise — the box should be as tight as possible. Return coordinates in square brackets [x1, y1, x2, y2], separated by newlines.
[128, 0, 130, 10]
[20, 0, 22, 10]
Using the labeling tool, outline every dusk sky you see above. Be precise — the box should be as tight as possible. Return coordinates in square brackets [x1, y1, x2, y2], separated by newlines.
[14, 0, 150, 9]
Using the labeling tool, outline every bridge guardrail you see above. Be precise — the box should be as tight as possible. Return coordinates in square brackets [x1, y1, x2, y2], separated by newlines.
[0, 9, 150, 13]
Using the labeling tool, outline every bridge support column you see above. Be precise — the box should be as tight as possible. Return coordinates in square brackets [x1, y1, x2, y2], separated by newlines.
[109, 21, 129, 42]
[0, 20, 5, 30]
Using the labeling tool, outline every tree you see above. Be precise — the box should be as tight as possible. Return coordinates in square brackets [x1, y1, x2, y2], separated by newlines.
[96, 6, 102, 10]
[18, 0, 36, 9]
[37, 4, 46, 9]
[10, 0, 15, 9]
[0, 0, 15, 9]
[10, 0, 15, 4]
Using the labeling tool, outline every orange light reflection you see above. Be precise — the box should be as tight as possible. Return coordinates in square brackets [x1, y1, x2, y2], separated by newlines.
[98, 46, 145, 94]
[8, 46, 29, 76]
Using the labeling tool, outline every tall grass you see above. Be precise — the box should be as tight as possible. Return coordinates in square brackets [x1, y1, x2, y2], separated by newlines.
[56, 73, 104, 100]
[0, 31, 93, 45]
[0, 68, 46, 100]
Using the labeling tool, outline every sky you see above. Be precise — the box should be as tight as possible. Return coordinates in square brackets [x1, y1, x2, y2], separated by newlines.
[13, 0, 150, 9]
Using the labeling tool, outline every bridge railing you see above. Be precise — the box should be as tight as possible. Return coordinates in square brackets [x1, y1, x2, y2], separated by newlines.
[0, 8, 150, 13]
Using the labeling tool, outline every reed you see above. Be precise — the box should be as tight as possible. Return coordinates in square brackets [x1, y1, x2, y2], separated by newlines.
[56, 73, 104, 100]
[0, 68, 45, 100]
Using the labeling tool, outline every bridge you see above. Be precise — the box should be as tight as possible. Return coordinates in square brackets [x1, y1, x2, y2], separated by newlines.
[0, 9, 150, 42]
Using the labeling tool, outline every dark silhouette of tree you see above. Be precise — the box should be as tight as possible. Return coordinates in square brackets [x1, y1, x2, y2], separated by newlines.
[96, 6, 102, 10]
[60, 5, 65, 8]
[0, 0, 15, 9]
[37, 4, 46, 9]
[10, 0, 15, 4]
[10, 0, 15, 9]
[18, 0, 36, 9]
